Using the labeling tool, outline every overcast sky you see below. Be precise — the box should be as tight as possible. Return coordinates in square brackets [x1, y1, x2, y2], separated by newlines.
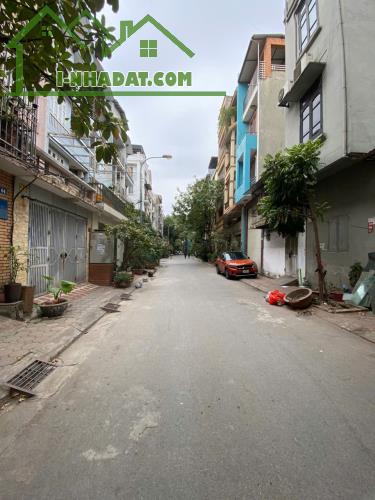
[103, 0, 284, 214]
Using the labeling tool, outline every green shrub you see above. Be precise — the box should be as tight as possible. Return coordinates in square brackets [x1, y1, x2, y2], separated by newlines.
[113, 271, 133, 283]
[43, 276, 76, 302]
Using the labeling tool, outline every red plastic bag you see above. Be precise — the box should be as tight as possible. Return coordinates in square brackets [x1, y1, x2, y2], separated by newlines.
[266, 290, 286, 306]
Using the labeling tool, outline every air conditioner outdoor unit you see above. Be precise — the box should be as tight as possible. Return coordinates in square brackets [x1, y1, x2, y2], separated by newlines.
[278, 82, 289, 105]
[293, 52, 313, 82]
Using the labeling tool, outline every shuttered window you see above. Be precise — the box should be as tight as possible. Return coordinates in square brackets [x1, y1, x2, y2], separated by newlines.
[328, 216, 349, 252]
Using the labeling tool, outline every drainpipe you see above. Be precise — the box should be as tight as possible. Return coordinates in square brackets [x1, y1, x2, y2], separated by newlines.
[337, 0, 348, 155]
[255, 42, 260, 179]
[241, 204, 248, 254]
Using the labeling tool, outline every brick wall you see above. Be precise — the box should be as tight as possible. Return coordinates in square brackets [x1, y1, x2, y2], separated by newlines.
[0, 170, 14, 288]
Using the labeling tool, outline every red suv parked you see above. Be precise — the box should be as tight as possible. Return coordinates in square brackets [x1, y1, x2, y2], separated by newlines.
[215, 252, 258, 280]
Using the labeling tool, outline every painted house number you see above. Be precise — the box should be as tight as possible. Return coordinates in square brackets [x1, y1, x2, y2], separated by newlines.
[0, 186, 7, 195]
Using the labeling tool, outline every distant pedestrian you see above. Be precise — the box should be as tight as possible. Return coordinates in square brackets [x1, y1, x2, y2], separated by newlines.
[183, 239, 189, 259]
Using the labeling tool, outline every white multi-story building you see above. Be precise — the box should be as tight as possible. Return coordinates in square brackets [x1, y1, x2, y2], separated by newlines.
[95, 98, 133, 205]
[281, 0, 375, 286]
[151, 193, 164, 235]
[10, 94, 133, 293]
[126, 144, 152, 217]
[235, 35, 286, 277]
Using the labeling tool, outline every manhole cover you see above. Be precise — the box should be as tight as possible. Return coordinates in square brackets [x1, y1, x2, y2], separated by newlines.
[101, 302, 120, 312]
[5, 360, 57, 397]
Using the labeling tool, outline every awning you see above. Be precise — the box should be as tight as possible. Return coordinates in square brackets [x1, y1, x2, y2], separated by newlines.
[279, 61, 325, 106]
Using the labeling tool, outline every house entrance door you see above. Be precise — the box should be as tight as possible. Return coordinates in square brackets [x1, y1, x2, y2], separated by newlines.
[28, 201, 87, 294]
[285, 235, 298, 277]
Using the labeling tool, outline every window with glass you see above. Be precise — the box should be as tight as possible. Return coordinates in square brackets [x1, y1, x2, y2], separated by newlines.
[298, 0, 318, 52]
[224, 252, 248, 261]
[300, 79, 322, 143]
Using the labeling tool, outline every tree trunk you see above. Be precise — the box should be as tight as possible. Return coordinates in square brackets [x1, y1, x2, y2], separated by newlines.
[122, 241, 132, 271]
[310, 210, 325, 302]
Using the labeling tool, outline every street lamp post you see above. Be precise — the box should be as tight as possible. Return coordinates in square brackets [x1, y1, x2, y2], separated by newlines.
[139, 154, 172, 222]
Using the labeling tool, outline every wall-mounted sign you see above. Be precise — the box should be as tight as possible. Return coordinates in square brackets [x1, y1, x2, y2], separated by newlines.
[96, 243, 106, 255]
[0, 199, 8, 219]
[0, 186, 7, 196]
[368, 218, 375, 234]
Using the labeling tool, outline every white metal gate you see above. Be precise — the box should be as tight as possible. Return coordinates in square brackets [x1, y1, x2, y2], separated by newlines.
[29, 201, 87, 295]
[285, 235, 298, 277]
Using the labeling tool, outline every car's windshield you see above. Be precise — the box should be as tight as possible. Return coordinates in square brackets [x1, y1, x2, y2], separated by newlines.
[225, 252, 248, 260]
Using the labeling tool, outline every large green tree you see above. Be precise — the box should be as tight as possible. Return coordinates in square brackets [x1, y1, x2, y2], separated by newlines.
[173, 177, 223, 261]
[163, 214, 185, 254]
[106, 203, 166, 270]
[0, 0, 127, 162]
[258, 140, 328, 300]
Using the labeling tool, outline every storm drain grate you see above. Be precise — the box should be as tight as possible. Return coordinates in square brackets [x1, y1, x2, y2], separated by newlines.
[120, 293, 132, 301]
[101, 302, 120, 313]
[5, 360, 57, 397]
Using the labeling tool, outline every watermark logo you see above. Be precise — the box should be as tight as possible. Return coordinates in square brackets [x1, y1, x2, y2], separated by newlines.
[6, 6, 226, 97]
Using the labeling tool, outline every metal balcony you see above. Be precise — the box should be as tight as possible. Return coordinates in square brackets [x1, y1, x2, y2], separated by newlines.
[0, 93, 38, 166]
[243, 62, 285, 121]
[95, 182, 128, 215]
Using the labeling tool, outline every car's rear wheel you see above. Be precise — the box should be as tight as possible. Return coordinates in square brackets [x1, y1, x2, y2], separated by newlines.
[216, 265, 221, 274]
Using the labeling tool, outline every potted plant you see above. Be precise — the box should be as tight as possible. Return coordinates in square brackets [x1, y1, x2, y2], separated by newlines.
[38, 276, 76, 317]
[326, 282, 344, 302]
[131, 268, 143, 275]
[3, 246, 25, 303]
[113, 271, 133, 288]
[130, 254, 146, 275]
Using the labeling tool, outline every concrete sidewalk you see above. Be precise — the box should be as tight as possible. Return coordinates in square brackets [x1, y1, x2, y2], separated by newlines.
[240, 274, 375, 344]
[0, 278, 145, 399]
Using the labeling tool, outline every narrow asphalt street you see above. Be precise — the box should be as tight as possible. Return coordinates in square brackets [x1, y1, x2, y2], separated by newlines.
[1, 256, 375, 500]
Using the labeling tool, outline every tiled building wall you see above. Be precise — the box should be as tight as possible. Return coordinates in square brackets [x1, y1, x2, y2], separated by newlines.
[13, 193, 29, 285]
[0, 170, 13, 288]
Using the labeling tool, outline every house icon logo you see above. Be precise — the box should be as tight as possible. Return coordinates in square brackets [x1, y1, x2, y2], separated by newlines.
[6, 6, 225, 97]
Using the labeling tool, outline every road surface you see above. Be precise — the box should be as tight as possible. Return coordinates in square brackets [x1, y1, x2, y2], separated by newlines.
[1, 256, 375, 499]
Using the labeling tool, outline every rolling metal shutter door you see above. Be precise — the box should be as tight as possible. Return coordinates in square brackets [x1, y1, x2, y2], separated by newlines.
[28, 201, 87, 295]
[28, 201, 49, 294]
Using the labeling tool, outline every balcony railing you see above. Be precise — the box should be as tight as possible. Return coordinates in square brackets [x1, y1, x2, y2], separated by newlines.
[0, 94, 38, 166]
[243, 62, 285, 110]
[95, 182, 128, 216]
[271, 63, 286, 72]
[49, 113, 95, 173]
[243, 66, 260, 111]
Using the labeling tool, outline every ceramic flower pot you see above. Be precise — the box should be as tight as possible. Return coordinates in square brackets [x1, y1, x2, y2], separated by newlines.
[4, 283, 22, 303]
[21, 285, 35, 314]
[114, 280, 132, 288]
[39, 299, 69, 317]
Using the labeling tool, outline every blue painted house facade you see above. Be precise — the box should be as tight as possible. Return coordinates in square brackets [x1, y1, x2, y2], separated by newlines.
[235, 34, 286, 262]
[235, 83, 257, 206]
[235, 83, 257, 252]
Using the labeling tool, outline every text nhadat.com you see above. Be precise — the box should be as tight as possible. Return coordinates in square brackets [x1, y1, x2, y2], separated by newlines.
[57, 71, 192, 88]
